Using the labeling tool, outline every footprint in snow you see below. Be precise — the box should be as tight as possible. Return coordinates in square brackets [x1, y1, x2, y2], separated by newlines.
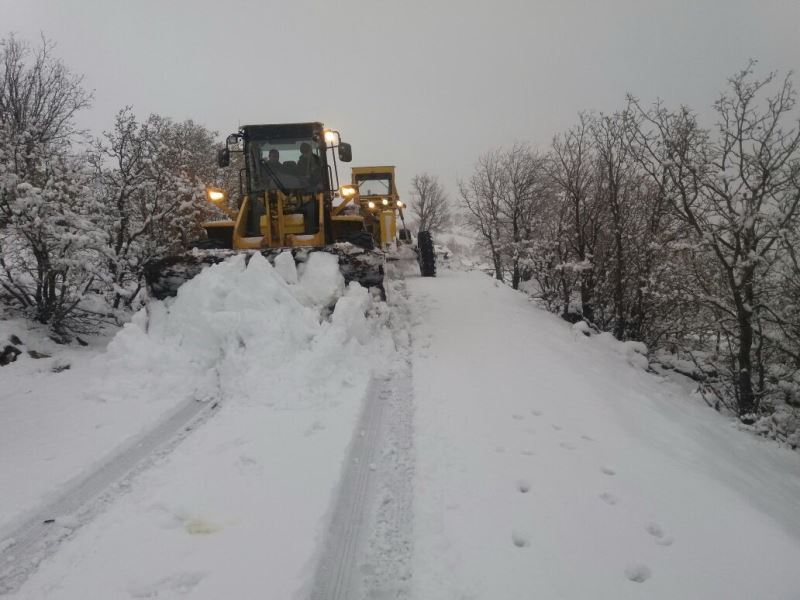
[581, 434, 595, 442]
[512, 413, 524, 421]
[517, 479, 531, 493]
[520, 449, 536, 456]
[511, 530, 530, 548]
[599, 492, 618, 505]
[601, 466, 616, 476]
[551, 424, 563, 431]
[646, 522, 675, 546]
[531, 409, 543, 417]
[559, 441, 577, 450]
[624, 563, 652, 583]
[236, 455, 261, 473]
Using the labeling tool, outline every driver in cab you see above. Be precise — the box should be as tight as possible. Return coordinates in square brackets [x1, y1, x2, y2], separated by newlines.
[260, 148, 286, 190]
[265, 148, 281, 170]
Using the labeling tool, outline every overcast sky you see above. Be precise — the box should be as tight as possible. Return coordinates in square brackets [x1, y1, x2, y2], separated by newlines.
[3, 0, 799, 201]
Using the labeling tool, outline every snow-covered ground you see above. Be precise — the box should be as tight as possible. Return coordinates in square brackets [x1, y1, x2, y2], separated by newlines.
[2, 261, 800, 599]
[1, 252, 396, 598]
[409, 270, 800, 599]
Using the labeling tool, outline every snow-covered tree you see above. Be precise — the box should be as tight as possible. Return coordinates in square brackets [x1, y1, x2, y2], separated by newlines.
[460, 149, 507, 281]
[0, 35, 100, 335]
[630, 64, 800, 419]
[409, 173, 451, 233]
[548, 114, 602, 322]
[89, 108, 218, 309]
[497, 144, 550, 290]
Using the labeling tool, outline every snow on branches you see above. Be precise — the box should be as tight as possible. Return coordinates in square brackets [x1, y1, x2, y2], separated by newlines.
[0, 35, 219, 335]
[461, 64, 800, 439]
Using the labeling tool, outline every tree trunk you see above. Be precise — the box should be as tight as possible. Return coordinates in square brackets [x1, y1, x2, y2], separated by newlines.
[580, 275, 594, 323]
[736, 311, 755, 417]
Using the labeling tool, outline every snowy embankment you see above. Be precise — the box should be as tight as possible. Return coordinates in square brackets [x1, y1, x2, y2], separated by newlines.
[409, 270, 800, 600]
[3, 252, 395, 598]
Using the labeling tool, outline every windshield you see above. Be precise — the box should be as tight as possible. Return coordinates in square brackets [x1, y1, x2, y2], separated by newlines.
[356, 173, 392, 197]
[249, 137, 324, 193]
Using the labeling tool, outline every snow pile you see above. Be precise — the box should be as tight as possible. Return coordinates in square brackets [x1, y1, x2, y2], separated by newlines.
[101, 252, 379, 410]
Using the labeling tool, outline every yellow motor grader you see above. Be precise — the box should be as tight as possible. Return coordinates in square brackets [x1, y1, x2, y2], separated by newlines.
[145, 122, 385, 298]
[337, 166, 436, 277]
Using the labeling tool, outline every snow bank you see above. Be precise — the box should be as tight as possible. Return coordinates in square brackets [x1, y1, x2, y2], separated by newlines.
[297, 251, 345, 308]
[102, 252, 375, 410]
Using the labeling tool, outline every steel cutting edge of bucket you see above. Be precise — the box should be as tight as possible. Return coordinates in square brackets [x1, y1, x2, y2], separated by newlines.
[144, 245, 385, 301]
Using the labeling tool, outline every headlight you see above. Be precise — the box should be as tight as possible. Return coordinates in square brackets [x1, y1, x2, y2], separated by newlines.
[382, 198, 389, 206]
[368, 201, 376, 209]
[397, 201, 404, 208]
[207, 189, 226, 202]
[340, 185, 356, 197]
[324, 130, 338, 143]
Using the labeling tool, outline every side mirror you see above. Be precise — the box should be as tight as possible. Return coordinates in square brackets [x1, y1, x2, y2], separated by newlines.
[338, 142, 352, 163]
[217, 148, 230, 168]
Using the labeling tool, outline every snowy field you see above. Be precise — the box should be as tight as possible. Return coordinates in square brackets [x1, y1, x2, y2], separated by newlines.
[2, 261, 800, 599]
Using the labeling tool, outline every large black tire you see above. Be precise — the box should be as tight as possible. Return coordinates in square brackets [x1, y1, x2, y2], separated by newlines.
[417, 230, 436, 277]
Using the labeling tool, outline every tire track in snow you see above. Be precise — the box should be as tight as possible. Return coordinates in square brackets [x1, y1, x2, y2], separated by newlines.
[310, 277, 415, 600]
[309, 376, 391, 600]
[0, 395, 220, 594]
[360, 357, 415, 597]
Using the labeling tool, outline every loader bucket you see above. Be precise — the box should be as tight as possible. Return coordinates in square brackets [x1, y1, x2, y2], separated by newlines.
[144, 245, 385, 301]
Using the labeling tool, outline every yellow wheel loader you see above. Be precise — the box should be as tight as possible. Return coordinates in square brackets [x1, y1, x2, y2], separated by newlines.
[145, 122, 385, 299]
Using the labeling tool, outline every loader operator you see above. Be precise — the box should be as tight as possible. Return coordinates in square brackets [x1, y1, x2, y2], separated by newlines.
[259, 148, 284, 188]
[297, 142, 321, 178]
[248, 149, 283, 235]
[257, 146, 318, 236]
[265, 148, 282, 170]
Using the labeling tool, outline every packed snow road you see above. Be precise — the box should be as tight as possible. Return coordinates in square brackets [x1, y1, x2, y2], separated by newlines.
[407, 269, 800, 599]
[2, 261, 800, 599]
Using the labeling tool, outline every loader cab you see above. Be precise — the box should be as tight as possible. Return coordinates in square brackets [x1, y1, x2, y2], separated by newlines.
[210, 121, 357, 251]
[243, 123, 330, 195]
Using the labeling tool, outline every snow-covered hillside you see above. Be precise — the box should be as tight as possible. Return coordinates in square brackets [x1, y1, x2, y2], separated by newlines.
[1, 261, 799, 599]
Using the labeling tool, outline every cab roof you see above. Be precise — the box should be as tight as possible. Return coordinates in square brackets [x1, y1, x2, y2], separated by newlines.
[241, 122, 324, 140]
